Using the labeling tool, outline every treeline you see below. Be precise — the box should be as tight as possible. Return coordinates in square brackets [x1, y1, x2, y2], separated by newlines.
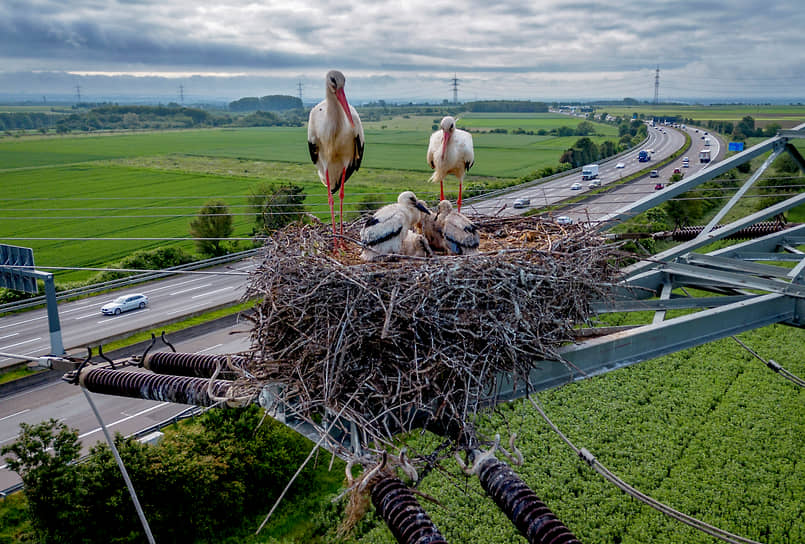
[229, 94, 302, 112]
[0, 105, 307, 134]
[1, 406, 321, 543]
[464, 100, 548, 112]
[0, 112, 58, 131]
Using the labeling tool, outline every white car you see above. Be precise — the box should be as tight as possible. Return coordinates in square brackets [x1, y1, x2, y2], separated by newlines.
[588, 179, 601, 188]
[556, 215, 573, 225]
[570, 182, 582, 190]
[101, 293, 149, 315]
[513, 198, 531, 209]
[615, 162, 625, 169]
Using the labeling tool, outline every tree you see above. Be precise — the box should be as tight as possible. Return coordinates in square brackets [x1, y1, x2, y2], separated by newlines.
[1, 420, 84, 542]
[248, 182, 306, 234]
[189, 200, 234, 256]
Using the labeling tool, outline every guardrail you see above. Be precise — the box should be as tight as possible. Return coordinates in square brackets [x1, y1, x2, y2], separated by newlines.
[0, 248, 260, 315]
[0, 404, 205, 498]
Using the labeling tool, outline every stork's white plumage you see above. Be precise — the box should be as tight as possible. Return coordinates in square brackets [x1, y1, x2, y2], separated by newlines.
[437, 200, 480, 255]
[360, 191, 431, 261]
[308, 70, 365, 245]
[426, 116, 474, 211]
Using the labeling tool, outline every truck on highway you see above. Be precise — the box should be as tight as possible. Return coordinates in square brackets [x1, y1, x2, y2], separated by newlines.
[699, 149, 711, 163]
[581, 164, 599, 180]
[638, 150, 651, 162]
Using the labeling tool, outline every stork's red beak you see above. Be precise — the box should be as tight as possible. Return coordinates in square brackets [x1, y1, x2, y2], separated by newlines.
[335, 88, 355, 127]
[441, 129, 451, 159]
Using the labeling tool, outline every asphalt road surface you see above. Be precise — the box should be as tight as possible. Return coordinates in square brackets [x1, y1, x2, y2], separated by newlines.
[0, 259, 255, 368]
[0, 324, 251, 492]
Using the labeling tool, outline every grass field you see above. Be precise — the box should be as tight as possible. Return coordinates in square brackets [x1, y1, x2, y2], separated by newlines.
[601, 104, 805, 128]
[0, 115, 621, 282]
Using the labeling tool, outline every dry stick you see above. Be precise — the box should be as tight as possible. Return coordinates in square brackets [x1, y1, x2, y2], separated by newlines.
[255, 382, 365, 535]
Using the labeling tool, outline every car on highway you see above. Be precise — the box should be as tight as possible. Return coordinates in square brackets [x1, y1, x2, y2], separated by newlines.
[615, 162, 625, 169]
[588, 179, 601, 188]
[570, 182, 582, 190]
[101, 293, 149, 315]
[673, 168, 681, 174]
[555, 215, 573, 225]
[513, 198, 531, 209]
[654, 183, 665, 190]
[649, 170, 659, 178]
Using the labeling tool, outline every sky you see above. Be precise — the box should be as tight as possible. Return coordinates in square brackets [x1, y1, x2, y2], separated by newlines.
[0, 0, 803, 104]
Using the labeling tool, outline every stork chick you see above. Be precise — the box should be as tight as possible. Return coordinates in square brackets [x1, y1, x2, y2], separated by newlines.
[360, 191, 431, 261]
[426, 116, 474, 211]
[438, 200, 480, 255]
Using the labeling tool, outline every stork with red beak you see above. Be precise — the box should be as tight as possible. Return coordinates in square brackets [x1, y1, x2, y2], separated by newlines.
[426, 116, 474, 211]
[308, 70, 365, 246]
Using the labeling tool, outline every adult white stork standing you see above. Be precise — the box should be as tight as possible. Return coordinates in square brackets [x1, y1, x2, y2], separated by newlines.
[436, 199, 480, 255]
[359, 191, 431, 261]
[426, 116, 474, 211]
[308, 70, 365, 246]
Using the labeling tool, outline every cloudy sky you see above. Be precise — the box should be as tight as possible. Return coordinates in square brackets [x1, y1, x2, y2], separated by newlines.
[1, 0, 803, 103]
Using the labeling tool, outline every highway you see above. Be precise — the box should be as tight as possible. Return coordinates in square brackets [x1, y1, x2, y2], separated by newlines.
[0, 259, 255, 368]
[471, 123, 719, 222]
[0, 325, 251, 491]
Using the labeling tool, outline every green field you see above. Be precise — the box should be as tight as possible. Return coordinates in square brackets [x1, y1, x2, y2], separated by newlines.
[601, 104, 805, 128]
[0, 115, 622, 282]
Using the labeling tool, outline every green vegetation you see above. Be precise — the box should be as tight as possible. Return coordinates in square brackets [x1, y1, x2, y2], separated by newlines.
[600, 104, 805, 129]
[0, 115, 623, 284]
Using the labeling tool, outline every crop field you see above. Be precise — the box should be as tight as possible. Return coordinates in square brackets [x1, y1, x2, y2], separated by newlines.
[602, 104, 805, 128]
[348, 324, 805, 543]
[0, 114, 622, 281]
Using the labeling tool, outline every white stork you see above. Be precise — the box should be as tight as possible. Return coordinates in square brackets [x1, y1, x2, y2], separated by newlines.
[436, 199, 480, 255]
[307, 70, 365, 246]
[360, 191, 431, 261]
[426, 116, 474, 211]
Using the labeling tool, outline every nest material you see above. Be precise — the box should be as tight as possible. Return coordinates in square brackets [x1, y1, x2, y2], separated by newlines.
[242, 215, 621, 447]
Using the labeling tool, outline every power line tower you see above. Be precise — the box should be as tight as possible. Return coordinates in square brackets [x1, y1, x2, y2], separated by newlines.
[179, 84, 184, 105]
[297, 81, 304, 105]
[75, 84, 82, 104]
[653, 65, 660, 105]
[451, 74, 459, 104]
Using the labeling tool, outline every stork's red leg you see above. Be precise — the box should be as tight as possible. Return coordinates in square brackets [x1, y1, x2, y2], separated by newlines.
[440, 180, 445, 201]
[325, 171, 337, 248]
[457, 177, 463, 212]
[339, 168, 347, 237]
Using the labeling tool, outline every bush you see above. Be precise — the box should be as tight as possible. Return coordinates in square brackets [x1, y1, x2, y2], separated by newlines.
[1, 407, 316, 543]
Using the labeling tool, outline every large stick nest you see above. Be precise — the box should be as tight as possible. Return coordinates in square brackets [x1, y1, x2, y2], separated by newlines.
[242, 215, 622, 446]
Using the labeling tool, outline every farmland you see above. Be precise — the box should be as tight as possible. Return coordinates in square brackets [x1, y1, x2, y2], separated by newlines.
[0, 114, 619, 282]
[601, 104, 805, 128]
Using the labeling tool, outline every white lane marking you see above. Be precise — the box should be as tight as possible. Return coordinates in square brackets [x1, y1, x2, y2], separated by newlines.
[191, 286, 234, 299]
[96, 310, 149, 324]
[75, 312, 102, 320]
[0, 315, 46, 331]
[0, 409, 30, 422]
[197, 344, 222, 353]
[0, 337, 41, 350]
[145, 278, 203, 293]
[170, 283, 212, 296]
[0, 333, 19, 341]
[78, 402, 170, 439]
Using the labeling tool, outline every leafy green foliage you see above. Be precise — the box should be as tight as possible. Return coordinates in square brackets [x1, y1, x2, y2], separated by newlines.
[1, 406, 316, 543]
[189, 199, 234, 256]
[248, 182, 307, 234]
